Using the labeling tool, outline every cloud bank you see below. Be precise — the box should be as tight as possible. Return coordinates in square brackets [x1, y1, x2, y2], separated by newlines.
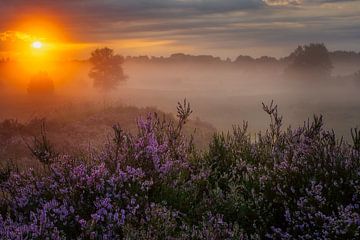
[0, 0, 359, 58]
[263, 0, 303, 6]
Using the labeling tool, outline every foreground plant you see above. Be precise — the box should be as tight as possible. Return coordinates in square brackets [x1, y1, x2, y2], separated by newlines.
[1, 100, 360, 239]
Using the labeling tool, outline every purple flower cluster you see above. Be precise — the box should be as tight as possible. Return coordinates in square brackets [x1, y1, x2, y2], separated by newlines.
[1, 103, 360, 239]
[0, 113, 235, 239]
[205, 105, 360, 238]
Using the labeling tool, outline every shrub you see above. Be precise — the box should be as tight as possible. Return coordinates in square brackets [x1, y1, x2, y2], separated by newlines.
[27, 72, 54, 96]
[1, 101, 360, 239]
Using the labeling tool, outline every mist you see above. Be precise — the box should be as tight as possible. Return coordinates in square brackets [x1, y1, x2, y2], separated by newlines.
[2, 0, 360, 236]
[1, 47, 360, 140]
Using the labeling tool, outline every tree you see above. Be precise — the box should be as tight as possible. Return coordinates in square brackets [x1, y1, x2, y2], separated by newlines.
[284, 43, 333, 80]
[89, 47, 127, 91]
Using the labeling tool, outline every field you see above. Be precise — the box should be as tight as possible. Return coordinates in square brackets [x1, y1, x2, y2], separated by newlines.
[1, 46, 360, 238]
[1, 100, 360, 238]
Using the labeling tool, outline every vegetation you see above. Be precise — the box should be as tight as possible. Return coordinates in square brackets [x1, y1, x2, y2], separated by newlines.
[1, 101, 360, 239]
[27, 72, 55, 96]
[285, 43, 333, 80]
[125, 47, 360, 68]
[0, 104, 215, 170]
[89, 47, 127, 91]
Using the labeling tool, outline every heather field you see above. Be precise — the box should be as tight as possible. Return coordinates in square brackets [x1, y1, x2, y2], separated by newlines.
[1, 1, 360, 238]
[1, 45, 360, 239]
[1, 101, 360, 239]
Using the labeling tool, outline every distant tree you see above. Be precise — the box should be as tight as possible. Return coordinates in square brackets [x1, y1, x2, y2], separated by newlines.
[257, 56, 278, 65]
[27, 71, 54, 95]
[330, 51, 360, 63]
[285, 43, 333, 80]
[234, 55, 255, 65]
[89, 47, 127, 91]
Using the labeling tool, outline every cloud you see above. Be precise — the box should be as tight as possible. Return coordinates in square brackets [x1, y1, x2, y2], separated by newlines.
[0, 31, 40, 42]
[262, 0, 303, 6]
[262, 0, 358, 6]
[0, 0, 359, 57]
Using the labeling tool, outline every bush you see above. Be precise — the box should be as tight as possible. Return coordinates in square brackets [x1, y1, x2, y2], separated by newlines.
[1, 101, 360, 239]
[27, 72, 54, 96]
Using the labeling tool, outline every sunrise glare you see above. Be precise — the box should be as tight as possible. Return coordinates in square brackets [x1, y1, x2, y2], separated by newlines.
[31, 41, 43, 49]
[1, 1, 360, 239]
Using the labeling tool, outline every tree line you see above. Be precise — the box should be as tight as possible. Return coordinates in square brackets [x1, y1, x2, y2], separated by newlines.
[17, 43, 360, 95]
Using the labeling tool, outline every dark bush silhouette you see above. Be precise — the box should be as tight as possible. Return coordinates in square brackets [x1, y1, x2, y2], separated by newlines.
[89, 47, 127, 91]
[285, 43, 333, 80]
[27, 72, 55, 95]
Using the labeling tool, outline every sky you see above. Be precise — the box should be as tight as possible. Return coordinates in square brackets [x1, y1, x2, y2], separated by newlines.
[0, 0, 360, 59]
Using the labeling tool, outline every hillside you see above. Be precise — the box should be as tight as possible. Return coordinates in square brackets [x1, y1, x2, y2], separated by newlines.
[0, 104, 216, 170]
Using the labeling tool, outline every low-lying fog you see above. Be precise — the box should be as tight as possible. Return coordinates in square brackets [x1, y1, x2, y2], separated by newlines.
[1, 59, 359, 140]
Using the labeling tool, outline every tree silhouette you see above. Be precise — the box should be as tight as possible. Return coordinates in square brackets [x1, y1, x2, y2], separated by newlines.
[89, 47, 127, 91]
[285, 43, 333, 80]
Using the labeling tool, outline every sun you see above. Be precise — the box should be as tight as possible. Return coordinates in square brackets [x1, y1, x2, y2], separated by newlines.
[32, 41, 43, 49]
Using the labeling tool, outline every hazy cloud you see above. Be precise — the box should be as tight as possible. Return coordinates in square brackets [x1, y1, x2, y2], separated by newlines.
[262, 0, 303, 6]
[0, 0, 359, 57]
[0, 31, 44, 43]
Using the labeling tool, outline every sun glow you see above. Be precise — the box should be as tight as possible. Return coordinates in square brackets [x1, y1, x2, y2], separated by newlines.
[32, 41, 43, 49]
[1, 15, 98, 62]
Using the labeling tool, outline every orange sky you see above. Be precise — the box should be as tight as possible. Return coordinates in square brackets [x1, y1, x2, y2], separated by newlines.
[1, 1, 360, 60]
